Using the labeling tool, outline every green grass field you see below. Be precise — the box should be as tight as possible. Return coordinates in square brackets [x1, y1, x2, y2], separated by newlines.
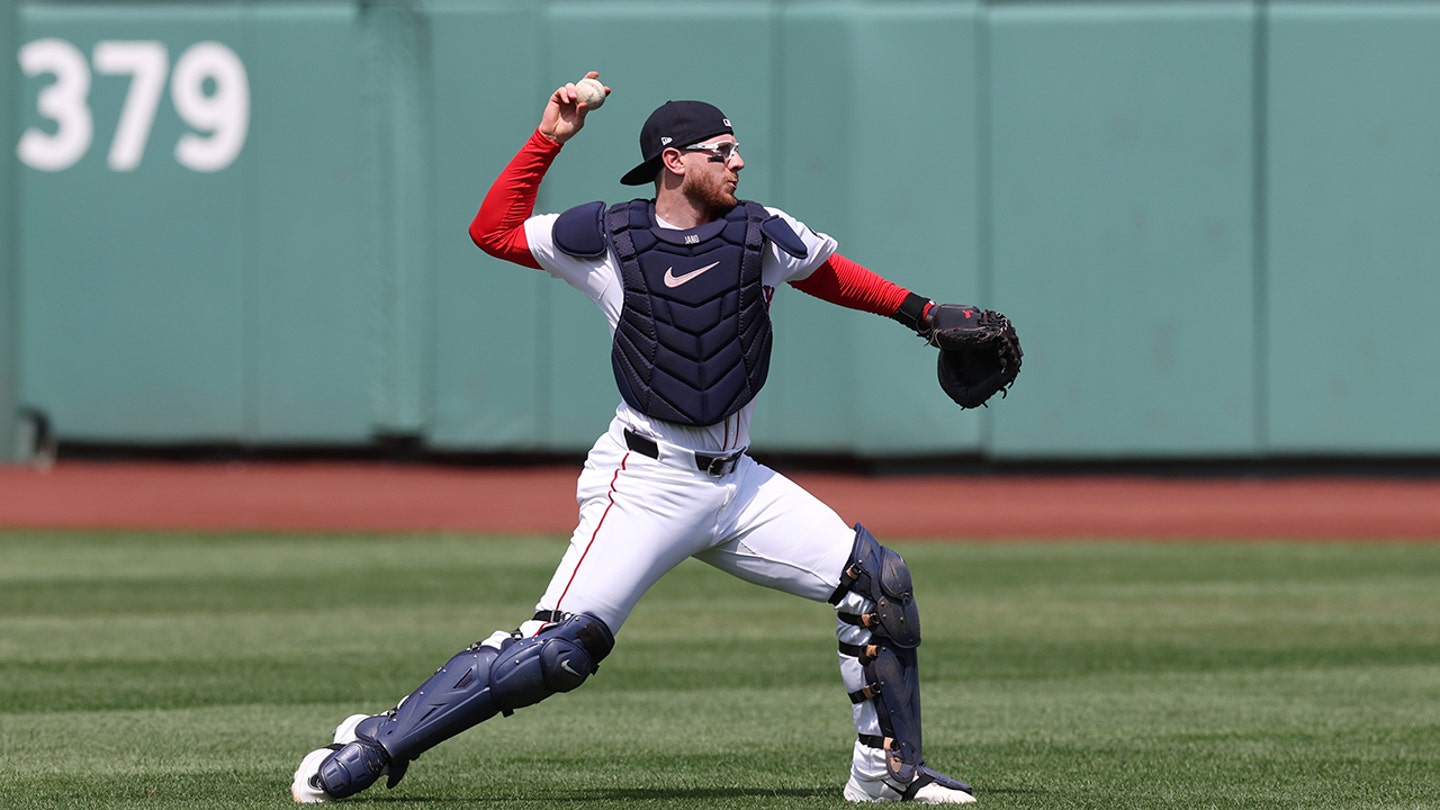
[2, 532, 1438, 809]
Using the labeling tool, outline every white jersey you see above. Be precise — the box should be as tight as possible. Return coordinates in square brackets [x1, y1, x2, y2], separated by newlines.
[523, 206, 837, 453]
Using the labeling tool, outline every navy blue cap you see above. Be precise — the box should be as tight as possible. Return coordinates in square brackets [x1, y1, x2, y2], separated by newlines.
[620, 100, 734, 186]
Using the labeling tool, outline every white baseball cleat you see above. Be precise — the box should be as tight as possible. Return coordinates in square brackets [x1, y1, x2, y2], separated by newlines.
[289, 714, 373, 803]
[844, 772, 977, 804]
[330, 714, 369, 746]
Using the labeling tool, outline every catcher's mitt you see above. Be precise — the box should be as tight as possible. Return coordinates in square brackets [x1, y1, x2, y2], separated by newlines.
[923, 304, 1023, 409]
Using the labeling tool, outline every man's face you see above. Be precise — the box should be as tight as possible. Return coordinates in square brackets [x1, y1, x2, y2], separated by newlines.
[679, 137, 744, 214]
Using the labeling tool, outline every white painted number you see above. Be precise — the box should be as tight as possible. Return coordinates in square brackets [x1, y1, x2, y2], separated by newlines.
[93, 40, 169, 171]
[16, 39, 249, 173]
[171, 42, 250, 173]
[17, 38, 93, 171]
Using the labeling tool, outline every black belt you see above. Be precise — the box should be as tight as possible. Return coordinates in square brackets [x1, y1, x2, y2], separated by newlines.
[624, 429, 744, 478]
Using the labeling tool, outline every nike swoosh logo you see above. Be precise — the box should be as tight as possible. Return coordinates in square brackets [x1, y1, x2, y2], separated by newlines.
[559, 659, 582, 678]
[663, 261, 722, 288]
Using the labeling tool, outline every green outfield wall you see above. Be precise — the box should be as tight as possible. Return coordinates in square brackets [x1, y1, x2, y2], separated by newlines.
[2, 0, 19, 460]
[5, 0, 1439, 462]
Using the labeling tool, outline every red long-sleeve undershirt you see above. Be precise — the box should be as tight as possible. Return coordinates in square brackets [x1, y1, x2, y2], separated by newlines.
[789, 253, 911, 318]
[468, 128, 558, 270]
[468, 128, 915, 318]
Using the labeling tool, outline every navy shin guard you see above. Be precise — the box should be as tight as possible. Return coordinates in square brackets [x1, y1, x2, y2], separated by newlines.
[865, 645, 923, 783]
[316, 613, 614, 798]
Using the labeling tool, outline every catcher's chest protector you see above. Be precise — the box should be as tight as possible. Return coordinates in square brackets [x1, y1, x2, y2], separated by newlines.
[557, 199, 774, 426]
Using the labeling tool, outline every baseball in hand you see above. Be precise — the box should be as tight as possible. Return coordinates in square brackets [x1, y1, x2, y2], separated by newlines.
[575, 77, 607, 109]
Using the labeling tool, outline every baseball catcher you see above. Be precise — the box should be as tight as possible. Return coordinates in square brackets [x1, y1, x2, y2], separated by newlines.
[291, 71, 1013, 806]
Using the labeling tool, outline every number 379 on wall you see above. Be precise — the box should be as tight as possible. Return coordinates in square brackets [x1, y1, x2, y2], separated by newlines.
[17, 38, 249, 173]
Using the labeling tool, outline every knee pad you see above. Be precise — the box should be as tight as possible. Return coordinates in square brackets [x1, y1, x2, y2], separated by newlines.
[488, 611, 615, 714]
[829, 524, 921, 648]
[324, 612, 615, 795]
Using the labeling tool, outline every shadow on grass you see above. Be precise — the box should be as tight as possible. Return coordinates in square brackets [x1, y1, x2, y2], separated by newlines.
[359, 785, 841, 802]
[352, 786, 1053, 804]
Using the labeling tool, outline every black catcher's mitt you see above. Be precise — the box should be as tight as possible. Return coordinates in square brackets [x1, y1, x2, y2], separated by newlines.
[923, 304, 1023, 409]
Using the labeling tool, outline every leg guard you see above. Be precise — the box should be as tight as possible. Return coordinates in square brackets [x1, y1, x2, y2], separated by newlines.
[831, 525, 969, 796]
[830, 523, 922, 649]
[315, 612, 614, 799]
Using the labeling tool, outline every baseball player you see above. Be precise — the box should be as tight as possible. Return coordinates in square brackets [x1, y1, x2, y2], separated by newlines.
[291, 72, 979, 804]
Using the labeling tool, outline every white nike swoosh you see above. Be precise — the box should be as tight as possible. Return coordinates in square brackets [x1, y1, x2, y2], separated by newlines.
[559, 659, 581, 678]
[663, 261, 722, 288]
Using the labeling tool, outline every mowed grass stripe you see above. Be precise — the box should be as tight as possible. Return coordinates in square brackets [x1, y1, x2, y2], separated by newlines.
[1, 533, 1437, 809]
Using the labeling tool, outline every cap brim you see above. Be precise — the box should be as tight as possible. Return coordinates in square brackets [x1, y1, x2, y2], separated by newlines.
[620, 157, 661, 186]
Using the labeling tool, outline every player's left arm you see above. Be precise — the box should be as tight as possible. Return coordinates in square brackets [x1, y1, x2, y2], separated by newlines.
[793, 253, 1022, 407]
[789, 253, 936, 329]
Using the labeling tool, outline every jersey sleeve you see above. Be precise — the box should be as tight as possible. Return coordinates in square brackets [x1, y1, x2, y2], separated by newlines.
[763, 207, 837, 282]
[524, 214, 621, 314]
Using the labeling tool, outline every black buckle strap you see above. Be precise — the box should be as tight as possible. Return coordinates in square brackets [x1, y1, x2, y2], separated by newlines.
[839, 641, 879, 665]
[624, 429, 742, 477]
[849, 682, 882, 704]
[827, 561, 864, 605]
[858, 733, 888, 751]
[698, 452, 736, 477]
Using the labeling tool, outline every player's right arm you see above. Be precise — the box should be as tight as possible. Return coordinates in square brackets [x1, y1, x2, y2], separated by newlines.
[468, 130, 560, 269]
[468, 71, 608, 269]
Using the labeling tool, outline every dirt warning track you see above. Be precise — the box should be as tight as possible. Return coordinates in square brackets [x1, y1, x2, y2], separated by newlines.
[2, 461, 1438, 540]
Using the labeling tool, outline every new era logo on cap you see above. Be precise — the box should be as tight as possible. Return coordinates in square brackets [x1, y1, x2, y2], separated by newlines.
[620, 100, 735, 186]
